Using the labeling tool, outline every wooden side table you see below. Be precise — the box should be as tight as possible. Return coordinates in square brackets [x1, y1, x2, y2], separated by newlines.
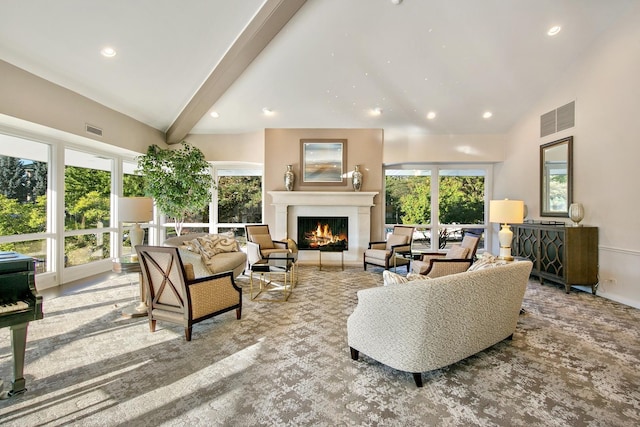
[112, 255, 147, 318]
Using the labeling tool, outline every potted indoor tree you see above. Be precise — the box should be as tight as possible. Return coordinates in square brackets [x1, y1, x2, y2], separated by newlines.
[136, 142, 213, 236]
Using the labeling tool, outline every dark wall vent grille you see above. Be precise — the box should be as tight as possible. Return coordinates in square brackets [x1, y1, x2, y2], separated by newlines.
[556, 101, 575, 132]
[540, 101, 575, 137]
[540, 110, 556, 137]
[85, 124, 103, 137]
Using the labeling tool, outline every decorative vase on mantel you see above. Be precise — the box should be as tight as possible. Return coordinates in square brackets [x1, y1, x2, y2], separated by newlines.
[568, 203, 585, 226]
[352, 165, 363, 192]
[284, 164, 295, 191]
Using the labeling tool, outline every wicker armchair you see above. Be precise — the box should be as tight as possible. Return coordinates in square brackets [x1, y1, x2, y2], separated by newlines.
[136, 245, 242, 341]
[411, 232, 481, 278]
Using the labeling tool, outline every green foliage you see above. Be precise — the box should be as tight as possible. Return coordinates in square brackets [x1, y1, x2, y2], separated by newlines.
[399, 178, 431, 224]
[136, 142, 214, 236]
[385, 174, 484, 225]
[123, 173, 146, 197]
[65, 166, 111, 230]
[0, 156, 27, 201]
[218, 176, 261, 223]
[67, 191, 110, 228]
[438, 176, 484, 224]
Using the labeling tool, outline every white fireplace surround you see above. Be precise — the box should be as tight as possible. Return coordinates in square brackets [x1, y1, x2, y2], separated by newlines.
[268, 191, 378, 265]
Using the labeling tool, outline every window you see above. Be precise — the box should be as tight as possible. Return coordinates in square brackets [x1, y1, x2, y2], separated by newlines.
[158, 163, 263, 244]
[215, 164, 262, 245]
[64, 149, 112, 266]
[385, 165, 490, 252]
[121, 160, 149, 255]
[0, 135, 50, 272]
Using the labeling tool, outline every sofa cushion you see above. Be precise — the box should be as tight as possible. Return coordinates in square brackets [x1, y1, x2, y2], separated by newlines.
[252, 234, 275, 249]
[178, 249, 212, 278]
[446, 244, 469, 259]
[204, 252, 247, 274]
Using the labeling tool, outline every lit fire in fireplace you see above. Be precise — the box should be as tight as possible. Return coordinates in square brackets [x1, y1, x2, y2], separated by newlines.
[305, 222, 348, 249]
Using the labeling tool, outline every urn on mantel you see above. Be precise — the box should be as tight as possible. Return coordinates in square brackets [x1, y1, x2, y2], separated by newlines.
[284, 164, 295, 191]
[351, 165, 363, 192]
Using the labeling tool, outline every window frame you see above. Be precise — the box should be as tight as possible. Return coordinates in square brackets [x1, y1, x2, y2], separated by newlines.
[384, 163, 493, 253]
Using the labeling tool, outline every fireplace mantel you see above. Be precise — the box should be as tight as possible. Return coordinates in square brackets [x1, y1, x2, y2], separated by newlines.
[268, 191, 378, 265]
[269, 191, 377, 207]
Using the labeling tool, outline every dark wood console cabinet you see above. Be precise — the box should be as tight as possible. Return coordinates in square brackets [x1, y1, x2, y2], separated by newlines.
[511, 222, 598, 294]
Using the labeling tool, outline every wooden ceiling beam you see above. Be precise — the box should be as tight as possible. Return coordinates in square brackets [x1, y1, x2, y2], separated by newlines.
[166, 0, 307, 144]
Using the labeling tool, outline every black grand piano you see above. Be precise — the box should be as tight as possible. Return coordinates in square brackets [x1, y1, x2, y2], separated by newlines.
[0, 251, 44, 398]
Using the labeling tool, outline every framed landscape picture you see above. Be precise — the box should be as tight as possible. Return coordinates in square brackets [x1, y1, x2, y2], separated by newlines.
[300, 139, 347, 185]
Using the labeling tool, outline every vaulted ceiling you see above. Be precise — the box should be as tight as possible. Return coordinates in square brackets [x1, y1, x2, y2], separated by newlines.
[1, 0, 635, 143]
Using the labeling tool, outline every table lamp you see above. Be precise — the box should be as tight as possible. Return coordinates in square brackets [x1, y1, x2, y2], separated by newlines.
[489, 199, 524, 261]
[119, 197, 153, 256]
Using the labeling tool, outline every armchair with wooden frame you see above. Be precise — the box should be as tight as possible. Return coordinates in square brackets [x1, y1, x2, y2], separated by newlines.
[244, 224, 291, 269]
[136, 245, 242, 341]
[410, 231, 481, 278]
[363, 225, 415, 272]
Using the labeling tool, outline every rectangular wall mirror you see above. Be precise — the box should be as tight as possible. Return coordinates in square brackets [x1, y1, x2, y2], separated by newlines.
[540, 136, 573, 217]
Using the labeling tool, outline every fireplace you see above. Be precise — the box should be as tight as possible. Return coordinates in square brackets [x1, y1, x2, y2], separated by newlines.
[268, 191, 377, 265]
[297, 216, 348, 250]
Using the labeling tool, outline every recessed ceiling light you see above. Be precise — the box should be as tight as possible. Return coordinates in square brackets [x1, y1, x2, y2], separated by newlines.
[547, 25, 562, 36]
[371, 107, 383, 116]
[483, 111, 493, 119]
[101, 47, 117, 57]
[209, 111, 219, 118]
[427, 111, 437, 120]
[262, 107, 274, 116]
[391, 0, 403, 4]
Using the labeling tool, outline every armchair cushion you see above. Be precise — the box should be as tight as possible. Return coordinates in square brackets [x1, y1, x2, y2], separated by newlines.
[445, 244, 469, 259]
[386, 234, 409, 250]
[251, 234, 275, 249]
[365, 249, 391, 261]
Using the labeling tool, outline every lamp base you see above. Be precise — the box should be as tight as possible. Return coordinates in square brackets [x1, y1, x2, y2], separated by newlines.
[498, 247, 514, 261]
[130, 223, 145, 254]
[498, 224, 514, 261]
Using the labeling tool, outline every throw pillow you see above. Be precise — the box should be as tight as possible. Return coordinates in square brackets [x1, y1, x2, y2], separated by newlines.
[383, 270, 409, 285]
[467, 252, 509, 271]
[406, 272, 430, 281]
[251, 234, 275, 249]
[195, 235, 239, 255]
[383, 270, 431, 286]
[445, 244, 470, 259]
[385, 234, 409, 250]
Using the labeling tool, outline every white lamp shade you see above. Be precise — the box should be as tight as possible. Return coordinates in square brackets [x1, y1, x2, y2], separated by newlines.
[119, 197, 153, 223]
[489, 199, 524, 224]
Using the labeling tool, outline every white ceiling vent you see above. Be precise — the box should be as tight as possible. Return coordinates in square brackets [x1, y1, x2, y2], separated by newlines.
[540, 101, 575, 137]
[85, 123, 103, 137]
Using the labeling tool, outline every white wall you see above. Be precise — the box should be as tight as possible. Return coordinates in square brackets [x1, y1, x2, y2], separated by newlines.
[383, 133, 507, 164]
[495, 4, 640, 308]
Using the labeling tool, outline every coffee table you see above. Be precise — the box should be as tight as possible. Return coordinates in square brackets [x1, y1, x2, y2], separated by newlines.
[249, 252, 298, 302]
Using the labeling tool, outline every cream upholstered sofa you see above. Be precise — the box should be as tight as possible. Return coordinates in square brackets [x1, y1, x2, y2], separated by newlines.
[347, 260, 533, 387]
[163, 233, 247, 279]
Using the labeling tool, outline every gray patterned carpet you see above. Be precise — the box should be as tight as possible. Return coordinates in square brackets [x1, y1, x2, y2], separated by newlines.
[1, 265, 639, 426]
